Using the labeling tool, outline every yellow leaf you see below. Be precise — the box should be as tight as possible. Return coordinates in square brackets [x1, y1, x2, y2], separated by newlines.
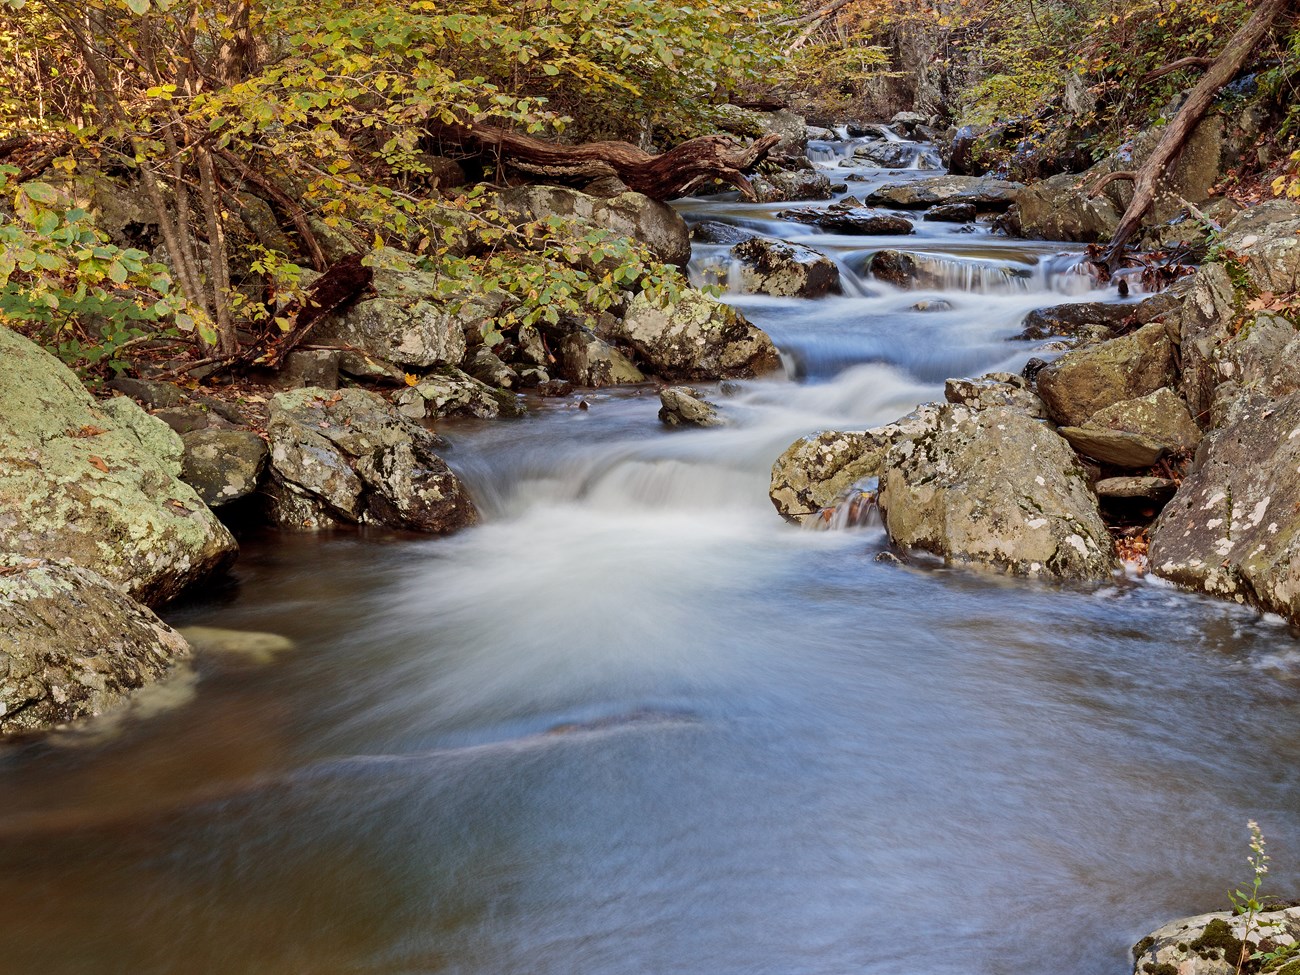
[404, 373, 418, 387]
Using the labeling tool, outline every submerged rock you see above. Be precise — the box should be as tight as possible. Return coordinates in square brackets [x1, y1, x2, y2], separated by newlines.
[601, 289, 781, 381]
[0, 555, 191, 737]
[878, 405, 1117, 580]
[0, 327, 236, 606]
[728, 237, 841, 298]
[266, 387, 478, 533]
[179, 626, 295, 664]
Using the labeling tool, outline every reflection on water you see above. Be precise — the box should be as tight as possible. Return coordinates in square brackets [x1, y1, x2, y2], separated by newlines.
[1, 138, 1297, 975]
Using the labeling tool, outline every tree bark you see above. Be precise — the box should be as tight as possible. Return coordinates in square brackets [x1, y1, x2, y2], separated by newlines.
[428, 124, 782, 201]
[1095, 0, 1290, 270]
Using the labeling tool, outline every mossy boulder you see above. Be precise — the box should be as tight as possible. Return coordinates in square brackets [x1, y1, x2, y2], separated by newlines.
[558, 330, 646, 388]
[1134, 907, 1300, 975]
[0, 327, 236, 606]
[0, 555, 191, 737]
[603, 289, 781, 381]
[878, 405, 1117, 580]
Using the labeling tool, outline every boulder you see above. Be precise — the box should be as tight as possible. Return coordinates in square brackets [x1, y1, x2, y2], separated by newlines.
[658, 386, 724, 428]
[751, 170, 834, 203]
[878, 405, 1117, 580]
[853, 139, 924, 169]
[312, 252, 478, 369]
[1034, 322, 1176, 426]
[808, 209, 914, 235]
[1087, 387, 1202, 453]
[0, 328, 236, 606]
[1017, 301, 1140, 340]
[925, 203, 977, 222]
[558, 330, 645, 387]
[466, 348, 519, 389]
[500, 185, 692, 268]
[1215, 200, 1300, 294]
[769, 406, 942, 525]
[601, 289, 781, 381]
[943, 373, 1047, 418]
[1150, 391, 1300, 621]
[180, 430, 269, 507]
[1057, 427, 1169, 468]
[393, 369, 522, 420]
[727, 237, 841, 298]
[1132, 907, 1300, 975]
[1012, 172, 1123, 242]
[864, 175, 1023, 210]
[278, 349, 340, 390]
[691, 221, 758, 246]
[265, 387, 478, 533]
[0, 555, 191, 737]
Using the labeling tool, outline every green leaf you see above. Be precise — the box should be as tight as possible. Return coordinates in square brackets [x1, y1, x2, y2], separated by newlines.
[20, 182, 58, 205]
[123, 0, 151, 14]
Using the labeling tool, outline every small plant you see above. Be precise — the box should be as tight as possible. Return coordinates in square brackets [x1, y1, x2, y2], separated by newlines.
[1229, 820, 1271, 975]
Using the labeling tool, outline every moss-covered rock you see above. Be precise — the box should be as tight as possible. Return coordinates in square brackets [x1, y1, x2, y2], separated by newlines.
[0, 327, 236, 606]
[1035, 321, 1176, 427]
[0, 555, 191, 737]
[1133, 907, 1300, 975]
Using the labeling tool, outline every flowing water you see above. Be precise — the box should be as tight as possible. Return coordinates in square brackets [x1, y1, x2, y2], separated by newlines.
[5, 134, 1300, 975]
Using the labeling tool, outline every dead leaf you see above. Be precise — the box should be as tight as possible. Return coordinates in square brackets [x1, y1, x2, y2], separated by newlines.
[88, 455, 109, 473]
[68, 424, 108, 438]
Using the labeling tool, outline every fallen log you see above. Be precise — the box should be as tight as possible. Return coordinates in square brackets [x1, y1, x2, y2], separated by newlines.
[427, 123, 782, 201]
[1092, 0, 1290, 272]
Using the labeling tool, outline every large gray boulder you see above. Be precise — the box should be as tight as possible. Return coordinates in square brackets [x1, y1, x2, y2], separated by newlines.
[879, 405, 1117, 580]
[770, 407, 942, 526]
[0, 555, 191, 737]
[1034, 322, 1176, 427]
[0, 327, 236, 606]
[727, 237, 841, 298]
[864, 175, 1023, 210]
[1133, 907, 1300, 975]
[265, 387, 478, 533]
[601, 289, 781, 381]
[1150, 391, 1300, 622]
[500, 185, 691, 268]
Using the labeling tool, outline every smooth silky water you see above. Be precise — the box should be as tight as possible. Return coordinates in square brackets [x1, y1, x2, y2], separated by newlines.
[4, 140, 1300, 975]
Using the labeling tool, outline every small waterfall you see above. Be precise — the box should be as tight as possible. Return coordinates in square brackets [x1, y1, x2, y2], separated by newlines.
[810, 478, 883, 531]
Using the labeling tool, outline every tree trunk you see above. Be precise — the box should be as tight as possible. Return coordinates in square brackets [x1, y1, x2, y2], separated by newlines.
[1095, 0, 1290, 270]
[428, 124, 782, 201]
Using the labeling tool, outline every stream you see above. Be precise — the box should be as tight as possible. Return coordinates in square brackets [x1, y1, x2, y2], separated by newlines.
[4, 131, 1300, 975]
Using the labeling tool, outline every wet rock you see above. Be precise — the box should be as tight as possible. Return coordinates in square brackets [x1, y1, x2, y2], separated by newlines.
[266, 387, 478, 533]
[1150, 391, 1300, 622]
[500, 185, 691, 268]
[1057, 426, 1169, 468]
[180, 430, 269, 507]
[658, 386, 724, 428]
[925, 203, 978, 222]
[1133, 907, 1300, 975]
[558, 330, 645, 387]
[1094, 476, 1177, 501]
[1017, 301, 1139, 340]
[812, 209, 914, 235]
[728, 237, 841, 298]
[911, 299, 953, 312]
[393, 369, 522, 420]
[466, 348, 519, 390]
[0, 328, 236, 606]
[879, 405, 1117, 581]
[769, 406, 942, 525]
[865, 175, 1023, 210]
[691, 221, 757, 245]
[868, 250, 920, 288]
[853, 139, 925, 169]
[751, 169, 834, 203]
[1034, 322, 1176, 427]
[602, 289, 781, 381]
[0, 555, 191, 737]
[943, 373, 1047, 418]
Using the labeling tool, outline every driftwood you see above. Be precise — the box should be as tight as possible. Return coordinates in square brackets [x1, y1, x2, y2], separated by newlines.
[243, 253, 372, 368]
[1091, 0, 1290, 271]
[427, 123, 782, 201]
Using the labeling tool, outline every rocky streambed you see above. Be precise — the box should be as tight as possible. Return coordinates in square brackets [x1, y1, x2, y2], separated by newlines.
[3, 118, 1300, 973]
